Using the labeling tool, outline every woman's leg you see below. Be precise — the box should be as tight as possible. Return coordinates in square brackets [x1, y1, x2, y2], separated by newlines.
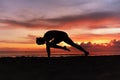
[64, 36, 89, 56]
[50, 39, 70, 51]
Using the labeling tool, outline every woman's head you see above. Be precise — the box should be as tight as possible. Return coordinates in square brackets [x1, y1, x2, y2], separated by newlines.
[36, 37, 45, 45]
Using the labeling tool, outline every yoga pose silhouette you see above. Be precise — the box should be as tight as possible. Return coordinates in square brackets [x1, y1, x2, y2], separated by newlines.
[36, 30, 89, 57]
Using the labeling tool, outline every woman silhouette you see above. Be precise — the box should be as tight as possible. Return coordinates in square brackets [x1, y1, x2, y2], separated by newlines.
[36, 30, 89, 57]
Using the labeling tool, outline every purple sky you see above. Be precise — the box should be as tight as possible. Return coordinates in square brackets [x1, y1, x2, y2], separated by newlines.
[0, 0, 120, 20]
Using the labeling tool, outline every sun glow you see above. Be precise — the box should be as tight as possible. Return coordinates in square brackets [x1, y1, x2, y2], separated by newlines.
[91, 40, 109, 44]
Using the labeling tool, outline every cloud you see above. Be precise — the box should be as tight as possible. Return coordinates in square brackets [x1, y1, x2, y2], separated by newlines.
[0, 34, 37, 44]
[46, 11, 119, 22]
[46, 11, 120, 29]
[0, 11, 120, 30]
[78, 39, 120, 54]
[74, 33, 120, 38]
[0, 19, 33, 27]
[71, 33, 120, 43]
[110, 39, 120, 47]
[0, 18, 61, 29]
[23, 34, 37, 42]
[0, 40, 34, 44]
[25, 34, 36, 39]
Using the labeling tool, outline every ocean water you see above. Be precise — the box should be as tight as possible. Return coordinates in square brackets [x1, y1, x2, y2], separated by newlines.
[0, 51, 120, 57]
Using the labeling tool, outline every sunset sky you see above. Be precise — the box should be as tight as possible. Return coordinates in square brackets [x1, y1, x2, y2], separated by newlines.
[0, 0, 120, 52]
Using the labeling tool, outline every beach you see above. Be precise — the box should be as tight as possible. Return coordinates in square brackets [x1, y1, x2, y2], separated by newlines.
[0, 56, 120, 80]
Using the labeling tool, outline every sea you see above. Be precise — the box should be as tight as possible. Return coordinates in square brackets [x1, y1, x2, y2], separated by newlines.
[0, 51, 120, 57]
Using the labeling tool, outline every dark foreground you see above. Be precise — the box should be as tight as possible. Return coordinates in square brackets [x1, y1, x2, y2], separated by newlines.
[0, 56, 120, 80]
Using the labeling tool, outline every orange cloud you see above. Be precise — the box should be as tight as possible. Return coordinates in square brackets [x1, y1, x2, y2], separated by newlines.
[71, 34, 120, 44]
[62, 16, 119, 30]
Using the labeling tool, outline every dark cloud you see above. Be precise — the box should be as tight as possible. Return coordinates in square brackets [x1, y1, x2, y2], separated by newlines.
[0, 11, 119, 29]
[0, 19, 34, 27]
[46, 11, 120, 22]
[110, 39, 120, 47]
[0, 19, 61, 29]
[89, 26, 109, 28]
[25, 11, 120, 24]
[44, 11, 120, 29]
[79, 39, 120, 53]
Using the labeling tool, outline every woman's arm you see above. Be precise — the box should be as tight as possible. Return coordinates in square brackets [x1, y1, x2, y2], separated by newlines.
[46, 41, 51, 57]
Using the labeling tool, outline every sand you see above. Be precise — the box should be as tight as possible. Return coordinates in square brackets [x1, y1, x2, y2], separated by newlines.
[0, 56, 120, 80]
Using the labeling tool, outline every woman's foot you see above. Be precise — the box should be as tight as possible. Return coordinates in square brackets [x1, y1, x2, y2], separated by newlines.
[85, 51, 89, 56]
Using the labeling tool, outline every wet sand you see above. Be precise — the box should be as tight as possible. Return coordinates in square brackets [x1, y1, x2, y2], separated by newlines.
[0, 56, 120, 80]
